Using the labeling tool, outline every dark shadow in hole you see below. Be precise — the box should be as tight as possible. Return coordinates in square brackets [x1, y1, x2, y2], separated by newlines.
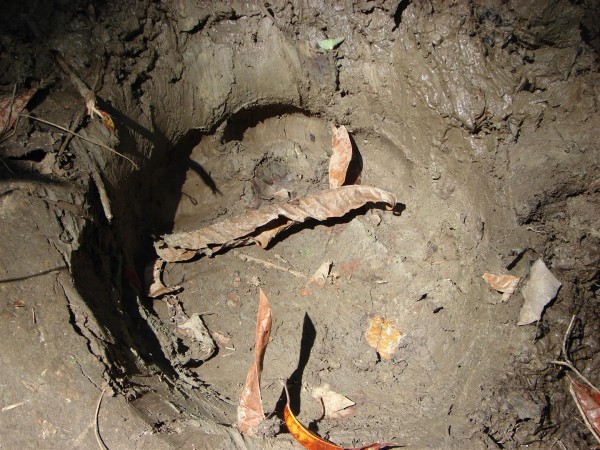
[96, 98, 167, 161]
[0, 266, 67, 283]
[274, 313, 316, 422]
[346, 134, 364, 186]
[221, 104, 315, 143]
[392, 0, 410, 31]
[188, 159, 222, 195]
[0, 166, 69, 186]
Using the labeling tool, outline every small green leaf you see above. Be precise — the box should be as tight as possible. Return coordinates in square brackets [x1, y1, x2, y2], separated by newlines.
[317, 37, 345, 51]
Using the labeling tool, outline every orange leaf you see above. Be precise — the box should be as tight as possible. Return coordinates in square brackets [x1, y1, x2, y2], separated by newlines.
[99, 110, 115, 132]
[365, 315, 404, 361]
[238, 289, 272, 436]
[284, 382, 397, 450]
[329, 125, 353, 189]
[569, 376, 600, 443]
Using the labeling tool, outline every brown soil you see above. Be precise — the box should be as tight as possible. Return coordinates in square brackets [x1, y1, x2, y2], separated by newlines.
[1, 1, 599, 449]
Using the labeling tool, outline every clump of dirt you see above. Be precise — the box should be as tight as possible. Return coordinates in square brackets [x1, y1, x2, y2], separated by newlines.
[1, 1, 599, 449]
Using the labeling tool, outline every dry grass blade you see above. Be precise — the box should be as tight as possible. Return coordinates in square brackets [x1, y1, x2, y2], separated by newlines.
[156, 185, 397, 262]
[238, 288, 272, 436]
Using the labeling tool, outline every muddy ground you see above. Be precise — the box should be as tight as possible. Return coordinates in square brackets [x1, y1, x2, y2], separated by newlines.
[1, 1, 599, 449]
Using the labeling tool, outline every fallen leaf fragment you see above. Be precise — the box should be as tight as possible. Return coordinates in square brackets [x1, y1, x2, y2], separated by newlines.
[365, 315, 404, 360]
[156, 185, 397, 262]
[145, 258, 182, 298]
[310, 261, 332, 288]
[312, 384, 356, 419]
[329, 125, 353, 189]
[518, 259, 561, 325]
[176, 314, 217, 361]
[0, 86, 37, 137]
[301, 261, 333, 296]
[482, 273, 520, 302]
[284, 382, 396, 450]
[568, 377, 600, 443]
[318, 37, 345, 51]
[238, 289, 272, 436]
[212, 331, 232, 349]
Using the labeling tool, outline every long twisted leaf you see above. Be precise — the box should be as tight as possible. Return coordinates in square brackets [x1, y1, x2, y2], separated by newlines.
[156, 185, 397, 262]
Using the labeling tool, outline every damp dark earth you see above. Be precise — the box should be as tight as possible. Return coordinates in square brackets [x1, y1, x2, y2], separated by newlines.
[1, 1, 599, 449]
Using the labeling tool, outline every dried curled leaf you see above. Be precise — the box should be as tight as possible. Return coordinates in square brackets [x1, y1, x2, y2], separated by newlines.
[569, 377, 600, 443]
[0, 87, 37, 136]
[175, 314, 217, 362]
[145, 258, 181, 298]
[238, 289, 272, 436]
[156, 185, 397, 262]
[329, 125, 353, 189]
[365, 315, 404, 361]
[482, 273, 520, 302]
[284, 382, 396, 450]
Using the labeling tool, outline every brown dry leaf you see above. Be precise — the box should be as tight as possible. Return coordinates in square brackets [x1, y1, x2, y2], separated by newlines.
[482, 273, 520, 302]
[312, 384, 356, 419]
[238, 289, 272, 436]
[284, 382, 396, 450]
[145, 258, 181, 298]
[329, 125, 353, 189]
[365, 315, 404, 360]
[156, 185, 397, 262]
[0, 87, 37, 137]
[569, 376, 600, 443]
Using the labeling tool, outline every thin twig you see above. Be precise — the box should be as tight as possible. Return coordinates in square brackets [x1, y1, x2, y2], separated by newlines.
[235, 251, 307, 279]
[95, 387, 109, 450]
[57, 56, 105, 157]
[20, 114, 138, 169]
[550, 315, 599, 391]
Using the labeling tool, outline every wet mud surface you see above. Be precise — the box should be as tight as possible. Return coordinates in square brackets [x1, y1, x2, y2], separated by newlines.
[1, 1, 599, 449]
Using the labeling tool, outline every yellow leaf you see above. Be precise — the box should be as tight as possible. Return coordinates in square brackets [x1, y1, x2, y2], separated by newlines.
[365, 315, 403, 360]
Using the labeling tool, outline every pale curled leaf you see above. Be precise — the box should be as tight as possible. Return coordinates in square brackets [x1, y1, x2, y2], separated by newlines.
[176, 314, 217, 362]
[238, 289, 272, 436]
[300, 261, 333, 296]
[518, 259, 561, 325]
[156, 185, 397, 262]
[312, 384, 356, 419]
[329, 125, 353, 189]
[365, 315, 404, 360]
[145, 258, 181, 298]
